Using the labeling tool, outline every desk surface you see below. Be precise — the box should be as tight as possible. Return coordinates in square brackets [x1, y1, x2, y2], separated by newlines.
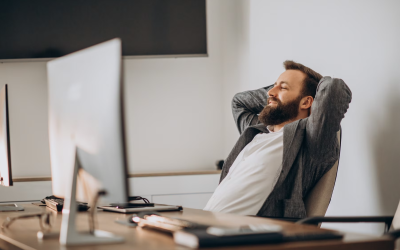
[0, 204, 394, 250]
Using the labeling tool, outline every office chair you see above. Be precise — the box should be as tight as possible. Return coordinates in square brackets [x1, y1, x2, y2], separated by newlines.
[297, 137, 400, 246]
[266, 130, 341, 223]
[303, 130, 341, 218]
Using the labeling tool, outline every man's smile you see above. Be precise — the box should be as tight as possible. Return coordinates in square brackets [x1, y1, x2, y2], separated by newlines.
[268, 100, 278, 105]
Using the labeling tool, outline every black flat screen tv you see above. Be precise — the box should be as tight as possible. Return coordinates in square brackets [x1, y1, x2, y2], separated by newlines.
[0, 0, 207, 60]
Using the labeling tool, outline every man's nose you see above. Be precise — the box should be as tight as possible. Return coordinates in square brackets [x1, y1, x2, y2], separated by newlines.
[268, 85, 278, 97]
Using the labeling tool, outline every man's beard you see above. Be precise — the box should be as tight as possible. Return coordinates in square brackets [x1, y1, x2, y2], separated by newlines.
[258, 96, 302, 126]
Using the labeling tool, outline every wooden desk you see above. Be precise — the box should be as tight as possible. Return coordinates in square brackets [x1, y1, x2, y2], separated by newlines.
[0, 204, 394, 250]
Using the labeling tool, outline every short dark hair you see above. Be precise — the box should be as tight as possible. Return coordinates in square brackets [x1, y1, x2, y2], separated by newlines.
[283, 60, 322, 99]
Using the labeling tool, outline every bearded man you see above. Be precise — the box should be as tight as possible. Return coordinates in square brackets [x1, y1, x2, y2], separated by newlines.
[204, 60, 352, 218]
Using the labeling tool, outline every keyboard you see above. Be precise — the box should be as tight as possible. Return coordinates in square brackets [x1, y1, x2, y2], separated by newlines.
[41, 196, 90, 212]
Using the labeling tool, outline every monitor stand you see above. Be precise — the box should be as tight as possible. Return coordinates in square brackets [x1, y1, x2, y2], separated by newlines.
[0, 176, 24, 212]
[0, 203, 24, 212]
[59, 148, 124, 246]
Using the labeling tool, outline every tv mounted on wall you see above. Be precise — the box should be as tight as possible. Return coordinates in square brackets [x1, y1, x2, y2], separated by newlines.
[0, 0, 207, 60]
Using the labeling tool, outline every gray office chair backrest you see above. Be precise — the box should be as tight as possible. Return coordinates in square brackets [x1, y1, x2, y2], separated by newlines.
[391, 201, 400, 230]
[391, 200, 400, 248]
[304, 130, 341, 217]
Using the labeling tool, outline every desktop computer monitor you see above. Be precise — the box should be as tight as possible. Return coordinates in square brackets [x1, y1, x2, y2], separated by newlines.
[47, 38, 129, 245]
[47, 38, 129, 206]
[0, 84, 12, 187]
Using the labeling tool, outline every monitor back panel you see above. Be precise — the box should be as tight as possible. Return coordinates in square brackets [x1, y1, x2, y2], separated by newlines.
[47, 39, 128, 204]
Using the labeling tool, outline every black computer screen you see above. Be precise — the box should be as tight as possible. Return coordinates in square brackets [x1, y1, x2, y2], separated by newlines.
[0, 0, 207, 59]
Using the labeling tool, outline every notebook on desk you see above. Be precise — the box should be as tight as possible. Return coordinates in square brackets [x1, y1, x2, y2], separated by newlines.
[100, 204, 182, 213]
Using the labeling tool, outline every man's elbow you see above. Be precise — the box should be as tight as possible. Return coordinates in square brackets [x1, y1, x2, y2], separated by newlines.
[334, 78, 352, 103]
[320, 77, 352, 103]
[231, 91, 248, 110]
[232, 91, 247, 103]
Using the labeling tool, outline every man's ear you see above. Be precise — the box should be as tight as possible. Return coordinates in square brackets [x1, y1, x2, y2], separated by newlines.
[300, 96, 313, 110]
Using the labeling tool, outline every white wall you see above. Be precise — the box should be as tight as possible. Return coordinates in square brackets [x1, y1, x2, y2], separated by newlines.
[0, 0, 225, 177]
[221, 0, 400, 235]
[124, 1, 225, 173]
[221, 0, 251, 156]
[0, 62, 50, 177]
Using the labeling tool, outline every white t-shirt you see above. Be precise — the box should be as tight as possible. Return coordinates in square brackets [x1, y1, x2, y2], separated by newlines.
[204, 127, 284, 215]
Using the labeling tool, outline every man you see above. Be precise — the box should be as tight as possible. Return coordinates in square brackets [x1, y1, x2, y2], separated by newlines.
[204, 60, 352, 218]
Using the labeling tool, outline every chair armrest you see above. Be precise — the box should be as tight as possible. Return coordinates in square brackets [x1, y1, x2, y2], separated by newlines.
[386, 229, 400, 239]
[250, 215, 302, 223]
[297, 216, 394, 232]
